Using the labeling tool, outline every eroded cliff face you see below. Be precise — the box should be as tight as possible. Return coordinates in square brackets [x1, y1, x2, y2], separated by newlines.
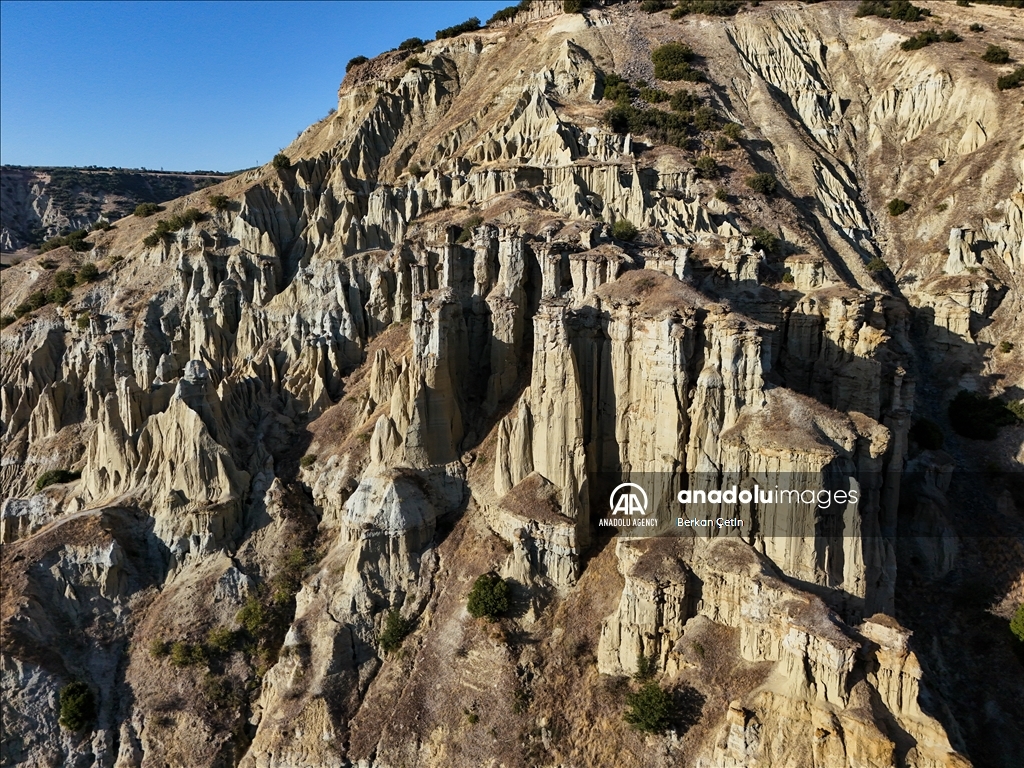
[2, 1, 1023, 767]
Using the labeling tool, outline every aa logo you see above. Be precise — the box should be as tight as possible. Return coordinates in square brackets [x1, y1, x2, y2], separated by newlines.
[609, 483, 648, 516]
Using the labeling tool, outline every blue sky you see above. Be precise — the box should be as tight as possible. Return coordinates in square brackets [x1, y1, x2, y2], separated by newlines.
[0, 1, 511, 171]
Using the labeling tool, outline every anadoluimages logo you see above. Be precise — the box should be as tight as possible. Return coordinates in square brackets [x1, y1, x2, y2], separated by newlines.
[609, 483, 648, 516]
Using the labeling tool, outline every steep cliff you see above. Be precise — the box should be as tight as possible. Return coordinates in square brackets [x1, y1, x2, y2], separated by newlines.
[2, 1, 1023, 767]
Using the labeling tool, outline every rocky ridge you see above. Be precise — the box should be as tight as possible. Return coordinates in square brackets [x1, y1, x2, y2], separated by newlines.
[1, 2, 1023, 767]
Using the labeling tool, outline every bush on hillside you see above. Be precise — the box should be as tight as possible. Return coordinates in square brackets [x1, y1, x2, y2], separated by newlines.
[997, 66, 1024, 90]
[695, 155, 718, 178]
[134, 202, 162, 217]
[272, 153, 291, 170]
[379, 609, 413, 653]
[346, 55, 369, 72]
[652, 42, 703, 81]
[745, 172, 778, 195]
[624, 682, 672, 733]
[58, 682, 95, 732]
[749, 226, 778, 253]
[981, 44, 1010, 64]
[0, 315, 14, 329]
[639, 87, 670, 103]
[601, 72, 632, 103]
[76, 262, 99, 284]
[866, 256, 888, 273]
[436, 17, 480, 39]
[40, 229, 91, 254]
[467, 573, 510, 620]
[563, 0, 584, 12]
[1012, 604, 1024, 643]
[36, 469, 81, 491]
[855, 1, 930, 21]
[398, 37, 425, 52]
[47, 287, 72, 305]
[611, 218, 638, 241]
[208, 193, 230, 211]
[670, 0, 744, 17]
[488, 1, 531, 24]
[887, 198, 910, 216]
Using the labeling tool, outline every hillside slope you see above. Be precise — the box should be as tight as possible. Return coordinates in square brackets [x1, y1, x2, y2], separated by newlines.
[0, 166, 232, 253]
[1, 2, 1023, 767]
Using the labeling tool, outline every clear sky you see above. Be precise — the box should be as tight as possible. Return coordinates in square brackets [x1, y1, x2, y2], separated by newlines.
[0, 1, 512, 172]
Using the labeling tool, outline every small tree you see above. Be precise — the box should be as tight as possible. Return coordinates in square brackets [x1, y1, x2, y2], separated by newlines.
[1013, 604, 1024, 643]
[887, 198, 910, 216]
[76, 262, 99, 284]
[695, 155, 718, 178]
[749, 226, 778, 254]
[467, 573, 510, 621]
[866, 257, 888, 273]
[149, 639, 170, 658]
[563, 0, 583, 12]
[208, 193, 230, 211]
[58, 682, 95, 731]
[346, 55, 369, 72]
[722, 122, 742, 140]
[379, 609, 413, 653]
[981, 44, 1010, 64]
[399, 37, 425, 52]
[54, 270, 77, 289]
[624, 682, 671, 733]
[652, 42, 699, 81]
[745, 173, 778, 195]
[611, 218, 638, 241]
[134, 202, 162, 217]
[272, 153, 291, 170]
[47, 287, 72, 305]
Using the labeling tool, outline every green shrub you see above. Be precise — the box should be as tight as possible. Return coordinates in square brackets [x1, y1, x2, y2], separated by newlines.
[237, 596, 270, 633]
[624, 682, 671, 733]
[670, 0, 744, 17]
[652, 42, 703, 81]
[745, 172, 778, 195]
[670, 90, 702, 113]
[998, 340, 1014, 354]
[13, 303, 32, 319]
[134, 202, 161, 217]
[855, 1, 930, 21]
[909, 418, 944, 450]
[866, 256, 888, 273]
[457, 214, 484, 244]
[169, 641, 206, 668]
[489, 1, 531, 25]
[781, 269, 794, 284]
[28, 291, 48, 310]
[722, 122, 742, 140]
[640, 0, 666, 12]
[436, 16, 481, 38]
[611, 218, 638, 241]
[149, 639, 170, 658]
[76, 262, 99, 284]
[299, 454, 317, 468]
[379, 609, 413, 653]
[91, 219, 112, 232]
[206, 627, 236, 655]
[997, 66, 1024, 90]
[715, 135, 730, 151]
[749, 226, 778, 253]
[55, 270, 77, 289]
[405, 57, 423, 70]
[467, 573, 510, 621]
[143, 232, 161, 248]
[949, 390, 1022, 440]
[969, 23, 984, 32]
[0, 315, 14, 329]
[602, 72, 631, 103]
[76, 312, 90, 330]
[399, 37, 425, 52]
[346, 55, 369, 72]
[40, 229, 91, 253]
[981, 44, 1010, 64]
[888, 198, 910, 216]
[272, 153, 291, 170]
[634, 654, 655, 681]
[605, 103, 695, 148]
[58, 682, 95, 732]
[714, 188, 729, 202]
[208, 193, 230, 211]
[939, 30, 962, 43]
[1012, 603, 1024, 643]
[900, 29, 940, 50]
[36, 469, 81, 491]
[639, 87, 670, 103]
[563, 0, 584, 12]
[47, 287, 72, 305]
[695, 155, 718, 178]
[693, 105, 718, 132]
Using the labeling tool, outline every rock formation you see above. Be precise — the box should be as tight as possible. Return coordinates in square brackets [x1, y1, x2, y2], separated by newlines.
[2, 1, 1023, 766]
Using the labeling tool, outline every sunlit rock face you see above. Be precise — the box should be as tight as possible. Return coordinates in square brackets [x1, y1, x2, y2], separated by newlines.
[3, 1, 1023, 766]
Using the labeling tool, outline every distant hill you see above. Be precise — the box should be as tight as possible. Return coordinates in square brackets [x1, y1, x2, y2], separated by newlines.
[0, 165, 234, 251]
